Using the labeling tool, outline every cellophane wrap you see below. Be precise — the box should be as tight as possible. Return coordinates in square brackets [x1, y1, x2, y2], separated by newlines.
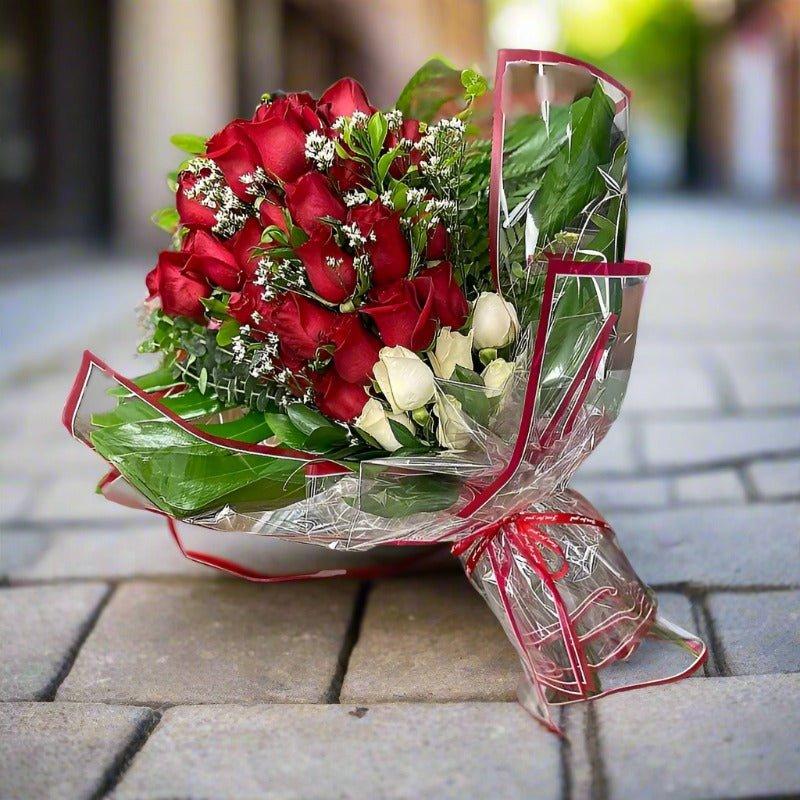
[64, 50, 705, 731]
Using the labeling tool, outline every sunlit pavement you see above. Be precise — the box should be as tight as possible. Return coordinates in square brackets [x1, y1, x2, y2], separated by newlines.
[1, 198, 798, 798]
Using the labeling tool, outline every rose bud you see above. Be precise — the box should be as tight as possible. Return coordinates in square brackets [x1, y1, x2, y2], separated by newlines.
[354, 398, 415, 452]
[329, 158, 370, 193]
[227, 218, 264, 280]
[273, 292, 338, 360]
[425, 222, 450, 260]
[205, 121, 263, 202]
[146, 251, 210, 322]
[184, 230, 242, 291]
[386, 119, 423, 178]
[372, 345, 436, 413]
[363, 279, 436, 351]
[285, 172, 346, 237]
[482, 358, 515, 392]
[434, 394, 472, 450]
[472, 292, 520, 349]
[258, 191, 289, 233]
[176, 171, 218, 230]
[331, 313, 382, 384]
[348, 201, 411, 285]
[413, 261, 467, 330]
[428, 328, 474, 380]
[296, 233, 357, 304]
[312, 368, 369, 422]
[246, 116, 308, 184]
[317, 78, 376, 124]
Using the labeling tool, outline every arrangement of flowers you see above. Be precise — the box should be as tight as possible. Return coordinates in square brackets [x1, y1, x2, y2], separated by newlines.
[64, 51, 706, 732]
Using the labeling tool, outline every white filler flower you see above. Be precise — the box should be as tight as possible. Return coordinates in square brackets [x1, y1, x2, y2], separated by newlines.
[472, 292, 520, 349]
[355, 398, 415, 452]
[429, 328, 474, 379]
[373, 345, 436, 412]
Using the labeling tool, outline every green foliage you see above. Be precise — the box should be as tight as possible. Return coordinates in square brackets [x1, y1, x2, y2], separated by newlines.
[169, 133, 207, 155]
[151, 207, 179, 234]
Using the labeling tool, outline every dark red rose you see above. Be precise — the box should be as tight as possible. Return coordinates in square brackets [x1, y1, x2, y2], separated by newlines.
[312, 368, 369, 422]
[331, 313, 382, 384]
[386, 119, 424, 178]
[348, 201, 410, 285]
[285, 172, 346, 236]
[328, 158, 370, 193]
[176, 171, 217, 230]
[317, 78, 375, 124]
[414, 260, 467, 330]
[425, 222, 450, 260]
[229, 283, 283, 331]
[205, 121, 263, 202]
[273, 293, 338, 360]
[363, 279, 436, 351]
[183, 230, 241, 291]
[246, 116, 308, 184]
[253, 93, 321, 133]
[296, 233, 357, 304]
[146, 251, 210, 322]
[228, 218, 264, 279]
[258, 192, 289, 233]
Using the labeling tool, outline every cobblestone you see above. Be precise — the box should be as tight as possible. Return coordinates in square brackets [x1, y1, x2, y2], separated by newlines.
[672, 468, 746, 504]
[113, 703, 561, 800]
[571, 475, 670, 510]
[746, 457, 800, 500]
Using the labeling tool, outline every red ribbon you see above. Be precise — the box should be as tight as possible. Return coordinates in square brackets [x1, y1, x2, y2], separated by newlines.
[452, 511, 610, 698]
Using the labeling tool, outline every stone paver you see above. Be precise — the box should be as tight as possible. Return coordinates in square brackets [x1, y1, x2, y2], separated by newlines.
[30, 476, 146, 522]
[575, 422, 637, 476]
[595, 674, 800, 799]
[0, 530, 52, 577]
[113, 703, 561, 800]
[0, 701, 153, 800]
[0, 582, 108, 700]
[746, 457, 800, 500]
[1, 477, 37, 522]
[572, 475, 670, 510]
[707, 590, 800, 675]
[715, 344, 800, 409]
[623, 364, 720, 412]
[340, 575, 519, 703]
[57, 579, 359, 704]
[613, 503, 800, 587]
[673, 468, 746, 504]
[641, 414, 800, 469]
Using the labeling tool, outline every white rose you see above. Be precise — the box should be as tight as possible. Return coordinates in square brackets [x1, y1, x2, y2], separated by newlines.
[434, 394, 472, 450]
[482, 358, 515, 391]
[373, 345, 436, 412]
[355, 398, 414, 452]
[472, 292, 519, 349]
[429, 328, 474, 379]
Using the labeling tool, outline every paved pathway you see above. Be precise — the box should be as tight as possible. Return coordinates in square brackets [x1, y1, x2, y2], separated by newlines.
[1, 199, 799, 798]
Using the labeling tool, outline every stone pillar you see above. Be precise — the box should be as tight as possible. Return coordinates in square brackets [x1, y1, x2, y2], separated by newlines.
[112, 0, 237, 247]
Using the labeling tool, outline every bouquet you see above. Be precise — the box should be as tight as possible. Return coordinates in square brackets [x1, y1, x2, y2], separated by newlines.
[64, 49, 706, 731]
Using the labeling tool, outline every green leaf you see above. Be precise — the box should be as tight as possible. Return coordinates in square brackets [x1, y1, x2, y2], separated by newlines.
[216, 319, 239, 347]
[166, 171, 179, 192]
[197, 367, 208, 395]
[302, 426, 349, 453]
[286, 403, 337, 436]
[460, 68, 488, 102]
[353, 472, 461, 518]
[451, 365, 483, 386]
[195, 413, 272, 444]
[386, 419, 425, 450]
[377, 146, 401, 185]
[151, 207, 179, 234]
[200, 296, 230, 318]
[367, 112, 388, 158]
[264, 413, 308, 450]
[91, 389, 221, 429]
[108, 366, 180, 398]
[395, 57, 464, 121]
[170, 133, 207, 155]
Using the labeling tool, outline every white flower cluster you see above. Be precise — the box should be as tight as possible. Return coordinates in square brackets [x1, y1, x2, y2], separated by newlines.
[424, 197, 457, 228]
[385, 108, 403, 130]
[343, 190, 368, 207]
[231, 324, 252, 364]
[341, 222, 373, 249]
[304, 130, 335, 170]
[182, 158, 250, 237]
[405, 188, 427, 206]
[254, 255, 306, 300]
[238, 166, 268, 198]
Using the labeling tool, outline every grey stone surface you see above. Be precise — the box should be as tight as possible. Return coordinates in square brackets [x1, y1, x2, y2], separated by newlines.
[623, 364, 720, 412]
[113, 703, 561, 800]
[595, 674, 800, 800]
[716, 344, 800, 409]
[612, 503, 800, 587]
[0, 476, 36, 522]
[641, 415, 800, 469]
[673, 468, 746, 504]
[571, 475, 670, 511]
[0, 530, 52, 576]
[746, 457, 800, 500]
[575, 422, 637, 477]
[58, 579, 359, 704]
[30, 475, 146, 522]
[707, 590, 800, 675]
[340, 575, 519, 703]
[0, 701, 153, 800]
[0, 582, 108, 700]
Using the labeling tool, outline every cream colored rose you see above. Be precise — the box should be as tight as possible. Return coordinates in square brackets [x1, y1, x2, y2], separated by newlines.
[354, 398, 415, 452]
[429, 328, 474, 379]
[373, 345, 436, 412]
[433, 394, 472, 450]
[482, 358, 515, 391]
[472, 292, 519, 349]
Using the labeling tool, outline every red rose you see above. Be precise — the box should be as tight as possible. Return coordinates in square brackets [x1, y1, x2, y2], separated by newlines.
[312, 368, 369, 422]
[273, 293, 338, 360]
[285, 172, 346, 236]
[414, 260, 467, 330]
[386, 119, 423, 178]
[364, 279, 436, 351]
[228, 218, 264, 279]
[317, 78, 375, 124]
[258, 192, 289, 233]
[296, 233, 357, 304]
[246, 116, 308, 184]
[205, 121, 263, 202]
[425, 222, 450, 260]
[331, 313, 382, 384]
[348, 201, 410, 285]
[253, 93, 321, 133]
[176, 171, 217, 230]
[184, 230, 242, 291]
[146, 251, 210, 322]
[229, 284, 283, 331]
[329, 158, 370, 193]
